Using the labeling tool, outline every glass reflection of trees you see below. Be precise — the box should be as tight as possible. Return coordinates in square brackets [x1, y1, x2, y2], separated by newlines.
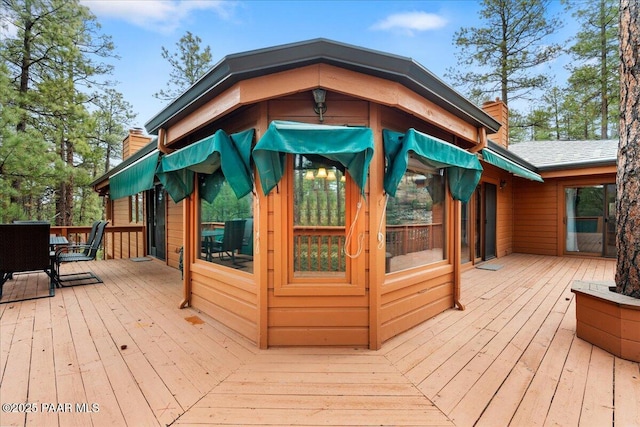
[294, 154, 345, 227]
[200, 181, 252, 223]
[385, 169, 446, 273]
[293, 154, 346, 275]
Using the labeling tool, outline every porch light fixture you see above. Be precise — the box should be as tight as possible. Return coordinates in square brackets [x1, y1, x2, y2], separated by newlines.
[312, 88, 327, 122]
[316, 167, 328, 179]
[500, 179, 508, 190]
[304, 170, 315, 180]
[327, 170, 337, 181]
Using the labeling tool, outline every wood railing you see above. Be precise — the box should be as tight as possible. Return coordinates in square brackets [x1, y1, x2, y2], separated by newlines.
[293, 226, 346, 272]
[291, 223, 440, 272]
[51, 225, 146, 260]
[386, 223, 442, 257]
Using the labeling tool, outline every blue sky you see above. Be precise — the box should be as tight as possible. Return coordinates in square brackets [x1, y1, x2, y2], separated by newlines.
[81, 0, 577, 131]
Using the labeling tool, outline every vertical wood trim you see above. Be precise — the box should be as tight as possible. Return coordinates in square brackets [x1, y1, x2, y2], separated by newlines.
[557, 182, 564, 256]
[453, 201, 464, 310]
[368, 103, 383, 349]
[257, 102, 270, 349]
[180, 191, 193, 309]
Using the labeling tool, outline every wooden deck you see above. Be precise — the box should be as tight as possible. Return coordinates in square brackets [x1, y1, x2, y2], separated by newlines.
[1, 254, 638, 426]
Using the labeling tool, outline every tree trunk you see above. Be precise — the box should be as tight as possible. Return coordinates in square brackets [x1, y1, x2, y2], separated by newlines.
[615, 0, 640, 298]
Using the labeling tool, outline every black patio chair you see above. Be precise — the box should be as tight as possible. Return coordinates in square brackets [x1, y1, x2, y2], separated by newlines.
[239, 218, 254, 257]
[211, 219, 246, 264]
[54, 220, 108, 286]
[0, 223, 55, 303]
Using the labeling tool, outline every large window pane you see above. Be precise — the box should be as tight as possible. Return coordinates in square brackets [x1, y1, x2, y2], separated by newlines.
[565, 186, 604, 255]
[386, 170, 446, 273]
[199, 179, 253, 272]
[293, 154, 346, 277]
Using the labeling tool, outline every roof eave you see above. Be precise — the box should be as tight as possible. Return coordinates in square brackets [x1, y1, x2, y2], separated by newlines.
[537, 159, 617, 171]
[144, 39, 500, 135]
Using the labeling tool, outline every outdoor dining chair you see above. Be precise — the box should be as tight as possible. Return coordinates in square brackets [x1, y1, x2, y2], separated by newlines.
[0, 223, 55, 303]
[211, 219, 246, 264]
[54, 220, 108, 286]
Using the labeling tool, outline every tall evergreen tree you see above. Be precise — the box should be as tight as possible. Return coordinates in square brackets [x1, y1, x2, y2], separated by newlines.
[153, 31, 213, 101]
[448, 0, 563, 106]
[565, 0, 619, 139]
[0, 0, 115, 224]
[616, 0, 640, 298]
[90, 88, 137, 174]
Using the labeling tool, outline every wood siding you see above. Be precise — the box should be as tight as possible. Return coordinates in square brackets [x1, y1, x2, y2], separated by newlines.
[481, 163, 514, 258]
[513, 172, 616, 256]
[188, 107, 262, 345]
[513, 179, 557, 255]
[166, 199, 183, 269]
[266, 94, 371, 347]
[377, 108, 460, 347]
[167, 68, 500, 348]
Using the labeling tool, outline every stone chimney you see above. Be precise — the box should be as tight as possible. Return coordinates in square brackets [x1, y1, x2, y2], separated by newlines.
[482, 98, 509, 148]
[122, 128, 152, 160]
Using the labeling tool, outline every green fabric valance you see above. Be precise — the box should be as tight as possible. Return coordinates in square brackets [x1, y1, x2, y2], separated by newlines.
[253, 121, 374, 196]
[383, 128, 483, 203]
[110, 151, 160, 200]
[481, 148, 543, 182]
[156, 129, 254, 203]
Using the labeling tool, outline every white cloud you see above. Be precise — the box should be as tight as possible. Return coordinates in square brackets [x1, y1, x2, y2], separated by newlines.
[371, 11, 447, 36]
[81, 0, 236, 33]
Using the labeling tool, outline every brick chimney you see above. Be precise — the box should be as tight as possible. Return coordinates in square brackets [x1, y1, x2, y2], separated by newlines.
[122, 128, 152, 160]
[482, 98, 509, 148]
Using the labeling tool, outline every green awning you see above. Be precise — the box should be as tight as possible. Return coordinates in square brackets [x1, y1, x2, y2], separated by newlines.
[383, 128, 483, 203]
[253, 121, 374, 196]
[156, 129, 254, 203]
[110, 151, 160, 200]
[481, 148, 543, 182]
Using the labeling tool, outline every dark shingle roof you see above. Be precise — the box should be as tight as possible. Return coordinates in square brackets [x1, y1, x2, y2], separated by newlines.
[509, 140, 617, 170]
[144, 38, 501, 135]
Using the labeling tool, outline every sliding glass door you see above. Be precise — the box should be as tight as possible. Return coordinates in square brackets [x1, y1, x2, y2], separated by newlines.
[564, 184, 616, 257]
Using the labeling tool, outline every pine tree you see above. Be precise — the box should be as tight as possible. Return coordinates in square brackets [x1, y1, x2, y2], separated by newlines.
[615, 0, 640, 298]
[565, 0, 619, 139]
[1, 0, 115, 224]
[448, 0, 563, 106]
[153, 31, 213, 101]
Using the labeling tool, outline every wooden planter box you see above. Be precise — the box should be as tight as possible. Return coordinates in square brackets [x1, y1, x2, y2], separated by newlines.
[572, 280, 640, 362]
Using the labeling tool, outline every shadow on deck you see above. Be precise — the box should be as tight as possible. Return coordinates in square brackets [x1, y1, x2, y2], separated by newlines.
[0, 254, 638, 426]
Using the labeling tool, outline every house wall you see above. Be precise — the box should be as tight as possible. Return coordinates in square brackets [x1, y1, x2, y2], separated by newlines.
[513, 170, 616, 256]
[377, 107, 458, 346]
[266, 93, 371, 347]
[166, 66, 491, 348]
[166, 200, 183, 269]
[480, 163, 515, 258]
[187, 106, 262, 345]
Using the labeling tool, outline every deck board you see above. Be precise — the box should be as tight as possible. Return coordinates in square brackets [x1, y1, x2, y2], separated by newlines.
[1, 254, 638, 426]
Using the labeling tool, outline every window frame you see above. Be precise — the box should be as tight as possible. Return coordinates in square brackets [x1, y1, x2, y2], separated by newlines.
[195, 173, 255, 274]
[129, 192, 144, 223]
[274, 154, 366, 296]
[384, 165, 449, 275]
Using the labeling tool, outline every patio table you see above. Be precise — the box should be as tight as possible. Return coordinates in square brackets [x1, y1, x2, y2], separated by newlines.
[201, 229, 224, 261]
